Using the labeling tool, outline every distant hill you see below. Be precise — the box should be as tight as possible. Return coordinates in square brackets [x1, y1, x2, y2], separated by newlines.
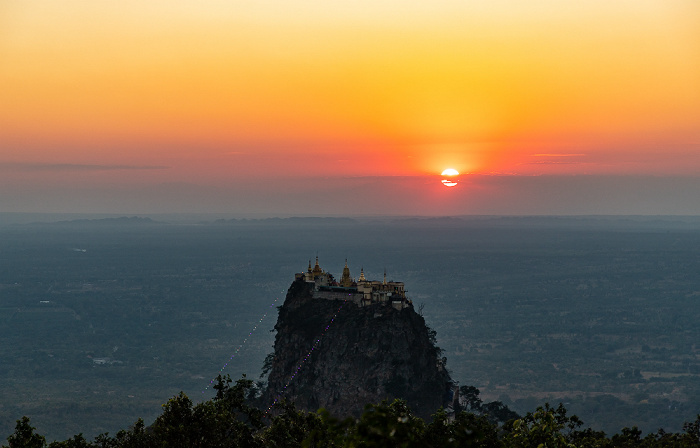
[208, 217, 357, 225]
[32, 216, 161, 226]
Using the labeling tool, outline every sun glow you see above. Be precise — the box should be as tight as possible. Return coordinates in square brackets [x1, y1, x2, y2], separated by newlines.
[441, 168, 460, 187]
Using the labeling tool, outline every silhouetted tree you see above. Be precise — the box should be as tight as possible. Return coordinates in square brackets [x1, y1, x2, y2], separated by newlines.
[505, 403, 581, 448]
[3, 417, 46, 448]
[459, 385, 483, 412]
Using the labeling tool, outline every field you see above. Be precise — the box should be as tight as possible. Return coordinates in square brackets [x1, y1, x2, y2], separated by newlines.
[2, 215, 700, 440]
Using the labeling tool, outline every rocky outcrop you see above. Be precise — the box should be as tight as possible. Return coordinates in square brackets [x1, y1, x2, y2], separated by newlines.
[261, 278, 453, 418]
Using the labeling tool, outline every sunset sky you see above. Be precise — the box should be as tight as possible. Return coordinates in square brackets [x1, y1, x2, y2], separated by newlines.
[1, 1, 699, 215]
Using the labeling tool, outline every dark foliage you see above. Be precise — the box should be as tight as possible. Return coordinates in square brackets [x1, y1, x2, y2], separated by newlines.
[8, 379, 700, 448]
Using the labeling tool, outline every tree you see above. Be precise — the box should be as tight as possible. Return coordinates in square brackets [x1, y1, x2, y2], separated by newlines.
[481, 401, 520, 424]
[424, 408, 501, 448]
[567, 427, 610, 448]
[150, 392, 198, 447]
[459, 385, 483, 412]
[301, 408, 357, 448]
[610, 426, 642, 448]
[349, 399, 426, 448]
[505, 403, 581, 448]
[111, 419, 152, 448]
[423, 408, 454, 447]
[149, 375, 264, 448]
[3, 417, 46, 448]
[683, 415, 700, 445]
[47, 434, 91, 448]
[449, 412, 501, 448]
[213, 374, 264, 430]
[260, 400, 326, 448]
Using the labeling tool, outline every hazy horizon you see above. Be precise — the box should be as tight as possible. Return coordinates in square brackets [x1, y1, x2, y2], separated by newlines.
[3, 174, 700, 217]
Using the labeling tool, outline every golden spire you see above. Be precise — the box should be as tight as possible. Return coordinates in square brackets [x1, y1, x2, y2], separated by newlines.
[305, 259, 313, 281]
[341, 258, 352, 287]
[359, 267, 366, 282]
[312, 255, 323, 276]
[383, 268, 387, 285]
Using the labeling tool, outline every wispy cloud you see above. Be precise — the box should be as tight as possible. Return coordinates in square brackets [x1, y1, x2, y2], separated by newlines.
[0, 163, 169, 171]
[526, 153, 587, 166]
[526, 160, 585, 165]
[531, 154, 586, 157]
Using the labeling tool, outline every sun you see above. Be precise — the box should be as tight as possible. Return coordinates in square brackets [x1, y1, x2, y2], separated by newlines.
[441, 168, 459, 187]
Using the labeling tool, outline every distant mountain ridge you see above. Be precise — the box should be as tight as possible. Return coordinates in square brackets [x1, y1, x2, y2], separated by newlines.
[208, 216, 357, 225]
[31, 216, 161, 226]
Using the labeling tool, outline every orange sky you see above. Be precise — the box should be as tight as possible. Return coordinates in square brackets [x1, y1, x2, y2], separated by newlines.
[1, 1, 699, 214]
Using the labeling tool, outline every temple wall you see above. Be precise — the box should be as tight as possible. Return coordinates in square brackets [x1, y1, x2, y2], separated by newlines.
[313, 290, 364, 304]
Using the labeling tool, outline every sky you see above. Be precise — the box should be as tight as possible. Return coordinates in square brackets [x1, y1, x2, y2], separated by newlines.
[1, 1, 699, 216]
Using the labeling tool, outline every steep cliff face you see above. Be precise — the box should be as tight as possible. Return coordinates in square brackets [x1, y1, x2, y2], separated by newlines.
[262, 278, 453, 418]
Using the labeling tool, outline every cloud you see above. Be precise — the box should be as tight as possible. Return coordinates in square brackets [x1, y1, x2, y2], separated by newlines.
[531, 154, 586, 157]
[0, 163, 169, 171]
[525, 153, 588, 166]
[526, 160, 585, 165]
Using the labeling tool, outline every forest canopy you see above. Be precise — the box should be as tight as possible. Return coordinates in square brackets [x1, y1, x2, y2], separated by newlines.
[5, 375, 700, 448]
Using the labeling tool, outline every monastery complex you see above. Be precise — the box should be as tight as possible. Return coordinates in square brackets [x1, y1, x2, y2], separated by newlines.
[295, 257, 411, 310]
